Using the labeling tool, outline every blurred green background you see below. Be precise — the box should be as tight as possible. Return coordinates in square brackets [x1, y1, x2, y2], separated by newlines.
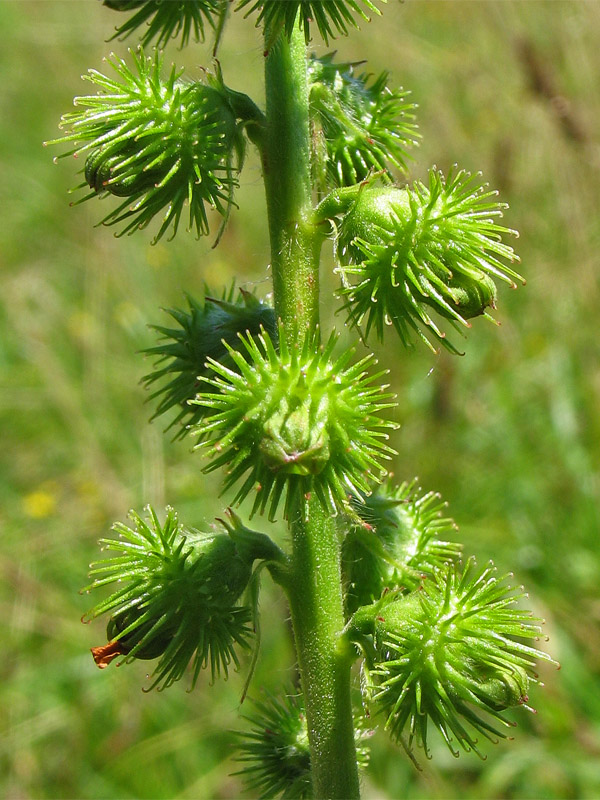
[2, 1, 600, 798]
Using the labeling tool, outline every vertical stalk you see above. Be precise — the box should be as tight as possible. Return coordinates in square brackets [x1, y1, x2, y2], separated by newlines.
[286, 503, 361, 800]
[262, 26, 361, 800]
[262, 27, 321, 345]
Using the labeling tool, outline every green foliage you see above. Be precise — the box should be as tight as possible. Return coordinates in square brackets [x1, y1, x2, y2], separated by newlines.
[353, 559, 557, 760]
[143, 286, 276, 438]
[194, 324, 397, 520]
[83, 506, 257, 689]
[308, 53, 419, 189]
[48, 50, 244, 241]
[334, 168, 523, 353]
[102, 0, 222, 48]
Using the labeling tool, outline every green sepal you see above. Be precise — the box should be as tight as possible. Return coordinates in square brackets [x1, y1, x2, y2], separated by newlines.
[217, 507, 287, 567]
[430, 271, 498, 321]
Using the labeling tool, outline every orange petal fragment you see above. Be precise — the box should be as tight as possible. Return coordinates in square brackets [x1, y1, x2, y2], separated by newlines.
[91, 640, 125, 669]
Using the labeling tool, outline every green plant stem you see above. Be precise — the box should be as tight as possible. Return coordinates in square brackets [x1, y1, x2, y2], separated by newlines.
[262, 27, 322, 346]
[287, 503, 361, 800]
[314, 183, 365, 225]
[262, 27, 361, 800]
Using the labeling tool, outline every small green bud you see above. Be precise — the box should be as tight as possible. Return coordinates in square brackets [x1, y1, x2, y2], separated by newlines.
[334, 169, 523, 353]
[106, 610, 175, 661]
[437, 271, 498, 320]
[83, 147, 110, 193]
[478, 666, 530, 712]
[83, 145, 160, 197]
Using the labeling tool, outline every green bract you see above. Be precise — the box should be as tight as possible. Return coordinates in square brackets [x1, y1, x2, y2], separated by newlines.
[342, 480, 461, 615]
[84, 506, 258, 689]
[238, 0, 384, 45]
[235, 691, 372, 799]
[333, 168, 524, 353]
[308, 53, 418, 190]
[353, 559, 556, 759]
[103, 0, 221, 48]
[48, 50, 243, 242]
[194, 324, 397, 520]
[143, 286, 276, 438]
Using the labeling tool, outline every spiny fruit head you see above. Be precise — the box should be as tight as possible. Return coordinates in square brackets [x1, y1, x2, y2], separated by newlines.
[308, 53, 419, 189]
[194, 324, 397, 520]
[342, 480, 461, 615]
[234, 690, 372, 799]
[237, 0, 384, 46]
[353, 559, 556, 760]
[335, 168, 523, 353]
[49, 50, 243, 242]
[84, 506, 257, 689]
[102, 0, 222, 48]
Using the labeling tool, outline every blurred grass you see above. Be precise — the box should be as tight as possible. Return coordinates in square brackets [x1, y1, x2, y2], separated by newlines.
[2, 1, 600, 798]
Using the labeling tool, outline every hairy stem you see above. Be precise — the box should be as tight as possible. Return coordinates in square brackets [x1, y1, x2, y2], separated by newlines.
[262, 26, 361, 800]
[262, 27, 322, 345]
[287, 503, 361, 800]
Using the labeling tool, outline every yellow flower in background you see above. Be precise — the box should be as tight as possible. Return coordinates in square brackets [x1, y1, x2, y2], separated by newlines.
[23, 484, 58, 519]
